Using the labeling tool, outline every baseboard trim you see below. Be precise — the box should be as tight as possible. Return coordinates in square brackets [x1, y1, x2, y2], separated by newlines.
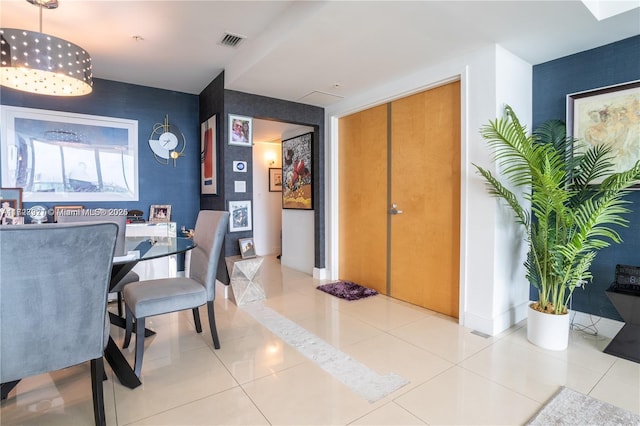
[313, 267, 329, 280]
[464, 301, 529, 336]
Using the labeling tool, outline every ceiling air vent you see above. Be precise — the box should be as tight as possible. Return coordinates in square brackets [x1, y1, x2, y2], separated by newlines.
[219, 33, 245, 48]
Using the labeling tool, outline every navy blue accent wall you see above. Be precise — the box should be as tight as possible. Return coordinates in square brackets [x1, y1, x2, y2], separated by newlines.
[1, 78, 201, 234]
[532, 35, 640, 320]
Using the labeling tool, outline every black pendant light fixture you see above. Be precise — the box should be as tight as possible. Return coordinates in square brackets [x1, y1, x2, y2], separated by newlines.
[0, 0, 92, 96]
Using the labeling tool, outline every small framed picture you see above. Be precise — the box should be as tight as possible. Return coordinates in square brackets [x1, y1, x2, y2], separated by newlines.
[228, 114, 252, 147]
[238, 237, 256, 259]
[0, 198, 19, 225]
[0, 187, 22, 224]
[149, 204, 171, 223]
[53, 205, 84, 222]
[228, 200, 252, 232]
[269, 168, 283, 192]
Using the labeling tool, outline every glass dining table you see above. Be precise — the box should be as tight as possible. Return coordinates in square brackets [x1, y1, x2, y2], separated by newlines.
[105, 236, 195, 389]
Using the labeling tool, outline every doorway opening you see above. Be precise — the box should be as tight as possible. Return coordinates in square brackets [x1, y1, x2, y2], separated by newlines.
[252, 119, 313, 273]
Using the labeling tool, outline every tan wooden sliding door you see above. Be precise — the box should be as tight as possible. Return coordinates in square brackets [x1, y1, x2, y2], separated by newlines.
[338, 81, 460, 317]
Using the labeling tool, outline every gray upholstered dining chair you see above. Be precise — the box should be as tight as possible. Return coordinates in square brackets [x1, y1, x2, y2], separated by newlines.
[58, 210, 139, 317]
[0, 222, 118, 426]
[122, 210, 229, 377]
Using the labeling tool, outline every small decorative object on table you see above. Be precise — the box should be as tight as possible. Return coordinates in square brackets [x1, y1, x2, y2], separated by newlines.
[181, 226, 195, 239]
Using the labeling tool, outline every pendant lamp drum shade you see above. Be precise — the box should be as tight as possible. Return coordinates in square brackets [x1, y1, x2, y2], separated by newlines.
[0, 28, 93, 96]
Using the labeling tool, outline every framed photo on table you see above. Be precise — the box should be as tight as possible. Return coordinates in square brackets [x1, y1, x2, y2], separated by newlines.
[228, 114, 252, 147]
[238, 237, 256, 259]
[567, 80, 640, 185]
[0, 187, 22, 224]
[53, 205, 83, 222]
[149, 204, 171, 223]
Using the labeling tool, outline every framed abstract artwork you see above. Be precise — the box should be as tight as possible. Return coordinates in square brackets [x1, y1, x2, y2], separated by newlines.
[567, 80, 640, 184]
[281, 132, 313, 209]
[201, 114, 217, 194]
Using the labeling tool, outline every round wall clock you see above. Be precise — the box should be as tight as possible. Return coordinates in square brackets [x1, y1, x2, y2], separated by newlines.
[149, 115, 186, 166]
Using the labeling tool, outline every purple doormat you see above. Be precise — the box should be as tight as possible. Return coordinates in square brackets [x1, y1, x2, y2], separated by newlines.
[316, 281, 378, 301]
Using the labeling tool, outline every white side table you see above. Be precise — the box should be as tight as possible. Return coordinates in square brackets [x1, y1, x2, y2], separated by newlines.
[225, 255, 265, 305]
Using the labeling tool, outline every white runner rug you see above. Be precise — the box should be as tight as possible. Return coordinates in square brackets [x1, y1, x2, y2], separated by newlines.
[241, 301, 409, 403]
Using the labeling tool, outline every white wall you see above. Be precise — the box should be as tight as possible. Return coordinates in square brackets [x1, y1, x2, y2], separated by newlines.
[281, 209, 315, 274]
[252, 141, 282, 256]
[326, 44, 532, 336]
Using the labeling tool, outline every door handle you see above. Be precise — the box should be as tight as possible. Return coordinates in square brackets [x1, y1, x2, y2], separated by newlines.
[389, 203, 403, 215]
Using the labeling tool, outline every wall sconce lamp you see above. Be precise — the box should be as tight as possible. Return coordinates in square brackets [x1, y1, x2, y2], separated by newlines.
[265, 152, 277, 166]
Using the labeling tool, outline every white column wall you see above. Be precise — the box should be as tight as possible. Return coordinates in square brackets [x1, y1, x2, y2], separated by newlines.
[326, 44, 532, 336]
[490, 46, 533, 333]
[253, 141, 282, 256]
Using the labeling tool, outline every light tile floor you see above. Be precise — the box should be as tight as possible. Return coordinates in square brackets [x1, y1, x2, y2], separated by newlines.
[2, 255, 639, 425]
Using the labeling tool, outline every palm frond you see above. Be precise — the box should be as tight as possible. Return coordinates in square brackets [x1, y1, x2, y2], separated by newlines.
[476, 105, 640, 315]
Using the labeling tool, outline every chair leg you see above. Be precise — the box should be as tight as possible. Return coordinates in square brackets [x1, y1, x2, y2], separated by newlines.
[90, 358, 106, 426]
[117, 292, 124, 318]
[207, 300, 221, 349]
[133, 317, 145, 378]
[123, 305, 133, 349]
[192, 307, 202, 333]
[1, 380, 20, 400]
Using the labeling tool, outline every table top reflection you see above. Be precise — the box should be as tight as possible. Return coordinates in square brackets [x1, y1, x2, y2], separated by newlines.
[114, 236, 196, 264]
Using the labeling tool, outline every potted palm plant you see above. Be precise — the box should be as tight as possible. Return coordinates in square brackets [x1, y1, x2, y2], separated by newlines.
[475, 105, 640, 350]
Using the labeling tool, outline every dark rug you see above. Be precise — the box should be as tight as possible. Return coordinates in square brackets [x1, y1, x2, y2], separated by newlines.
[316, 281, 378, 301]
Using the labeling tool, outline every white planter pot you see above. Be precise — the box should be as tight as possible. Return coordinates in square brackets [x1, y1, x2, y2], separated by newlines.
[527, 304, 570, 351]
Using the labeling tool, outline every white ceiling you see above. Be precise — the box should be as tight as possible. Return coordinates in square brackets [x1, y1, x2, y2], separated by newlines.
[1, 0, 639, 139]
